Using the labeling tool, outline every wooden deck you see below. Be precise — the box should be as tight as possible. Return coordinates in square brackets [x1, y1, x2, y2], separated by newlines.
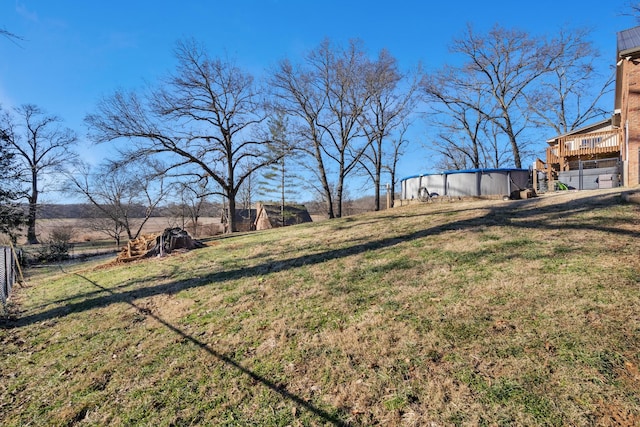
[546, 129, 623, 165]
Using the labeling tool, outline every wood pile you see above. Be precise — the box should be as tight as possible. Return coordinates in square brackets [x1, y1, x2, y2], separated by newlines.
[114, 228, 202, 263]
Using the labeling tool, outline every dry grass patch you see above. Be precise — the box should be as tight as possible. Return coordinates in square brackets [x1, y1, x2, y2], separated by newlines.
[1, 188, 639, 426]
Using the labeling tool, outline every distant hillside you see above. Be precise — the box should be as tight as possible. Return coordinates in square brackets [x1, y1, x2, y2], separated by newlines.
[37, 202, 224, 219]
[36, 193, 395, 220]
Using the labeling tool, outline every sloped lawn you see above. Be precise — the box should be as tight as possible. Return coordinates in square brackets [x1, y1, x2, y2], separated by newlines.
[2, 189, 639, 426]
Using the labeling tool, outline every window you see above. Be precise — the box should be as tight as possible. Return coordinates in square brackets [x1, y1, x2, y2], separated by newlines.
[580, 136, 602, 149]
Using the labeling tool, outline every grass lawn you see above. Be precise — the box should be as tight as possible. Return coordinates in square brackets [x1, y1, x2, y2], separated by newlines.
[1, 189, 639, 426]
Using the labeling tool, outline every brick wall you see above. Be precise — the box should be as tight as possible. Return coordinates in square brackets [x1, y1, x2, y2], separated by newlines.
[621, 59, 640, 186]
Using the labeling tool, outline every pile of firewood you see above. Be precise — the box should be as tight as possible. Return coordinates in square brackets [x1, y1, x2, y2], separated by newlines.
[114, 228, 203, 263]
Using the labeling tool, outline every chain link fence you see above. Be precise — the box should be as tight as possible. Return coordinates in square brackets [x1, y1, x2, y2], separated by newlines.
[1, 246, 16, 306]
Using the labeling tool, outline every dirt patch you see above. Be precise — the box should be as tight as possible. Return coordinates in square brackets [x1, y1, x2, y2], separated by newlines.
[597, 401, 639, 427]
[137, 294, 195, 323]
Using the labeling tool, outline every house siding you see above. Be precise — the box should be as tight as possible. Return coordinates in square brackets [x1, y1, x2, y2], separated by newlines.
[621, 57, 640, 186]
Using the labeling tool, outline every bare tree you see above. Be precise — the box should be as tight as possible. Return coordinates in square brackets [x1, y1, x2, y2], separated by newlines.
[168, 179, 209, 237]
[319, 39, 374, 218]
[482, 120, 514, 168]
[86, 39, 277, 233]
[427, 24, 607, 170]
[271, 39, 377, 218]
[448, 24, 557, 168]
[422, 62, 516, 171]
[359, 50, 420, 210]
[623, 2, 640, 19]
[237, 166, 255, 212]
[271, 56, 334, 217]
[0, 27, 22, 45]
[0, 104, 77, 244]
[383, 121, 411, 207]
[525, 27, 613, 134]
[422, 64, 494, 170]
[66, 161, 168, 246]
[84, 210, 127, 247]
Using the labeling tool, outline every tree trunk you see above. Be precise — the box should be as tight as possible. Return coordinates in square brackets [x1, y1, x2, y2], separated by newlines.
[26, 171, 39, 244]
[390, 170, 396, 206]
[125, 219, 134, 241]
[314, 145, 335, 219]
[227, 195, 237, 233]
[280, 160, 285, 227]
[504, 117, 522, 168]
[510, 136, 522, 168]
[373, 176, 381, 211]
[26, 199, 38, 244]
[374, 136, 383, 211]
[336, 176, 344, 218]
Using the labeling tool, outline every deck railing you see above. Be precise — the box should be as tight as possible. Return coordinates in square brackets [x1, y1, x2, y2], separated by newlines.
[547, 129, 623, 164]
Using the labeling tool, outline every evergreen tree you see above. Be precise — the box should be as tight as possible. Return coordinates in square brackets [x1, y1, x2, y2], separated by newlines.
[0, 131, 25, 242]
[257, 112, 300, 226]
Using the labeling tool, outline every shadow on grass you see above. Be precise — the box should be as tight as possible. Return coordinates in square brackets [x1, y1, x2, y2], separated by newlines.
[1, 191, 636, 423]
[75, 273, 351, 426]
[3, 191, 636, 330]
[23, 263, 184, 312]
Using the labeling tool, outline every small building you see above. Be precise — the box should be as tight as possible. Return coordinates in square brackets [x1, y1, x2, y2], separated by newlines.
[254, 203, 312, 230]
[221, 208, 257, 232]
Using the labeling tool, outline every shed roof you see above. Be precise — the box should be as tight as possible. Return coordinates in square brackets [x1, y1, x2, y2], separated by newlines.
[257, 204, 312, 227]
[618, 26, 640, 57]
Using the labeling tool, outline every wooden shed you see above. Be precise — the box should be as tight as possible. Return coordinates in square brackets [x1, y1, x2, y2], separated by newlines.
[254, 203, 312, 230]
[221, 208, 257, 232]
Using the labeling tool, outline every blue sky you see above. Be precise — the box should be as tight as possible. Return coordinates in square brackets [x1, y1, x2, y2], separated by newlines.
[0, 1, 637, 201]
